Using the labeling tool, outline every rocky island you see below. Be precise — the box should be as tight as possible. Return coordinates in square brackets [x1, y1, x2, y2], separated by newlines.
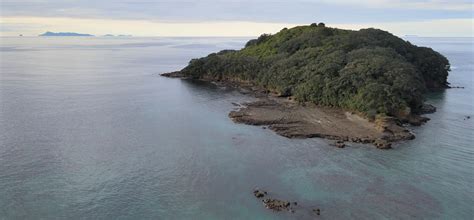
[162, 23, 450, 149]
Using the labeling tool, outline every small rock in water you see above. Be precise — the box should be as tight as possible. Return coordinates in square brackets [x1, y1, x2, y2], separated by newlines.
[313, 208, 321, 215]
[253, 190, 266, 198]
[374, 139, 392, 149]
[252, 189, 297, 213]
[332, 140, 346, 148]
[465, 116, 471, 120]
[263, 198, 291, 211]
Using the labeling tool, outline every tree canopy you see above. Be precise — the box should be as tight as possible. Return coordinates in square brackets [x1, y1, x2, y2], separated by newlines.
[178, 24, 450, 117]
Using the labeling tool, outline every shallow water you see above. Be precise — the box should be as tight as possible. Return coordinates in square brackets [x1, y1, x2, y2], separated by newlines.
[0, 36, 473, 219]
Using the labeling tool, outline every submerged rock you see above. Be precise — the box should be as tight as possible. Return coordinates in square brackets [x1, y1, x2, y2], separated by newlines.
[449, 86, 465, 89]
[313, 208, 321, 216]
[332, 140, 346, 148]
[252, 189, 296, 213]
[262, 198, 291, 211]
[253, 190, 266, 198]
[374, 139, 392, 149]
[406, 115, 430, 126]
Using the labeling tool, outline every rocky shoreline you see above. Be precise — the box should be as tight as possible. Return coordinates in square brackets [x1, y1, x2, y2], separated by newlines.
[161, 73, 435, 149]
[228, 99, 416, 149]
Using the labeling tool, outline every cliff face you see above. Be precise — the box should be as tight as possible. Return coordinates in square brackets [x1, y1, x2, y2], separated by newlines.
[172, 25, 450, 118]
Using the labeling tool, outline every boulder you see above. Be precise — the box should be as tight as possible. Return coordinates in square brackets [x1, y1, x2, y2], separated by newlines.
[332, 140, 346, 148]
[374, 139, 392, 149]
[253, 190, 266, 198]
[313, 208, 321, 215]
[263, 198, 291, 211]
[419, 104, 436, 114]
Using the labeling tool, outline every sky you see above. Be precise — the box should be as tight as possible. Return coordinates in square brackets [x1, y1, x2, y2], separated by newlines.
[0, 0, 473, 37]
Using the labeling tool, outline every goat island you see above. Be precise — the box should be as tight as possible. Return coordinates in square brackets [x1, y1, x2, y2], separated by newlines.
[162, 23, 450, 149]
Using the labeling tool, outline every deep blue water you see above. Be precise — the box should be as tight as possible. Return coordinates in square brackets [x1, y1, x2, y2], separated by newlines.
[0, 37, 473, 219]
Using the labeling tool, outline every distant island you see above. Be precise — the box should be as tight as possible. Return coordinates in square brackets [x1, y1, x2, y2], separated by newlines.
[162, 23, 450, 149]
[39, 32, 94, 37]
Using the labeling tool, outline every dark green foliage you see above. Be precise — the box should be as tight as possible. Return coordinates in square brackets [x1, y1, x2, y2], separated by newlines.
[179, 24, 450, 117]
[245, 34, 272, 47]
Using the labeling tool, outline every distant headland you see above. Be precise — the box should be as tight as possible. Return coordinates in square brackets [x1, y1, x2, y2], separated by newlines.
[39, 32, 94, 37]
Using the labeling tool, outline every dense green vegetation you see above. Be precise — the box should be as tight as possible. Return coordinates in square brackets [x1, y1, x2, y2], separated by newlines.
[178, 24, 450, 117]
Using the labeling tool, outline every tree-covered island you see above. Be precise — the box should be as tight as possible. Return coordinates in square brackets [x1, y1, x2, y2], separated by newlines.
[163, 24, 451, 148]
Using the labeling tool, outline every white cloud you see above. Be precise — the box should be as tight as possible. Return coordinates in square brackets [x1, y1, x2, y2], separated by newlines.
[0, 16, 297, 37]
[0, 0, 472, 22]
[1, 16, 472, 37]
[334, 18, 474, 37]
[314, 0, 473, 10]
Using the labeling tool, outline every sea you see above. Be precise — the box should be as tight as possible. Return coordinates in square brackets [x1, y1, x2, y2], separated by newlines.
[0, 36, 473, 219]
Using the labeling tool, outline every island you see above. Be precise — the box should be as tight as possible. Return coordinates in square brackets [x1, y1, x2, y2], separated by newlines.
[39, 31, 94, 37]
[162, 23, 450, 149]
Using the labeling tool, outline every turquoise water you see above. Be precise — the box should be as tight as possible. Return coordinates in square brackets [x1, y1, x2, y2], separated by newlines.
[0, 37, 473, 219]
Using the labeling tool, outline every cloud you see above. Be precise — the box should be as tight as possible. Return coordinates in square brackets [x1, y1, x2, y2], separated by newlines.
[317, 0, 473, 11]
[1, 16, 472, 37]
[1, 0, 471, 36]
[0, 16, 298, 36]
[336, 18, 474, 37]
[0, 0, 472, 23]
